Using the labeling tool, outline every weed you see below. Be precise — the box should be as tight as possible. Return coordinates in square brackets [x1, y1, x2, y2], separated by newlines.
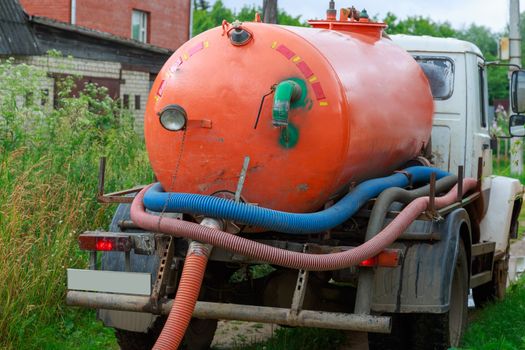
[460, 278, 525, 349]
[0, 56, 150, 349]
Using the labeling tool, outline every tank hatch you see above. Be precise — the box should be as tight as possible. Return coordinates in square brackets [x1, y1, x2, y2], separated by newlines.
[308, 1, 387, 40]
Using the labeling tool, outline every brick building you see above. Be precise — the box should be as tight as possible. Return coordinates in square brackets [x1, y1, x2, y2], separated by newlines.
[0, 0, 190, 132]
[18, 0, 191, 50]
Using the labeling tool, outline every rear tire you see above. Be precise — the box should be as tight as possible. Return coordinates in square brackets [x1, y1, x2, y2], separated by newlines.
[367, 314, 410, 350]
[115, 316, 217, 350]
[412, 240, 468, 349]
[473, 258, 508, 307]
[369, 240, 468, 350]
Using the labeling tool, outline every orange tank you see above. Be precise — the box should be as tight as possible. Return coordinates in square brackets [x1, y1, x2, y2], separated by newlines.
[144, 17, 433, 213]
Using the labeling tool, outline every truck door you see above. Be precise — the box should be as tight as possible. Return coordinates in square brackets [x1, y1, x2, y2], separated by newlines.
[465, 56, 492, 178]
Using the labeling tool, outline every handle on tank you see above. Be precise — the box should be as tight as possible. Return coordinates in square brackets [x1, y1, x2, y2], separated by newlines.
[272, 80, 303, 127]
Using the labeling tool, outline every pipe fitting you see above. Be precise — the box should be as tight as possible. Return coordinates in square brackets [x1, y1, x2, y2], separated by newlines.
[272, 80, 303, 127]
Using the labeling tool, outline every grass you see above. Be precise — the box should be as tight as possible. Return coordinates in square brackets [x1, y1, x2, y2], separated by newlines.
[28, 310, 118, 350]
[0, 57, 149, 349]
[460, 277, 525, 350]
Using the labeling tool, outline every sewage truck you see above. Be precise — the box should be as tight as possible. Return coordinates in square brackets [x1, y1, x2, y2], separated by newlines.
[66, 3, 525, 349]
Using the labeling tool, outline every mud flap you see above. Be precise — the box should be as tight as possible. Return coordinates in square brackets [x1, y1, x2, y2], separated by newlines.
[371, 208, 471, 313]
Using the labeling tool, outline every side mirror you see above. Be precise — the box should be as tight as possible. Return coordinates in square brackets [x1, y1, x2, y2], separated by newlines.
[511, 70, 525, 113]
[509, 114, 525, 137]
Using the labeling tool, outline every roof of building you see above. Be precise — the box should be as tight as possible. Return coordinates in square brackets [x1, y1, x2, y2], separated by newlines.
[30, 16, 171, 55]
[391, 34, 483, 57]
[0, 0, 173, 73]
[0, 0, 40, 55]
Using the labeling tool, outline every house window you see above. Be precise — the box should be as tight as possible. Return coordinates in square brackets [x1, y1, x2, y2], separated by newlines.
[41, 89, 49, 106]
[131, 10, 148, 43]
[123, 94, 130, 109]
[135, 95, 141, 110]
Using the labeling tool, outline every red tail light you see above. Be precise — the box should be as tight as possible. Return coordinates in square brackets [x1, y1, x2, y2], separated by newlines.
[95, 239, 114, 251]
[359, 249, 402, 268]
[359, 257, 377, 267]
[78, 232, 131, 252]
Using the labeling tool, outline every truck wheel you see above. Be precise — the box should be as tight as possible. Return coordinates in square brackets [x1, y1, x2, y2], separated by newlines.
[367, 314, 410, 350]
[411, 240, 468, 349]
[369, 241, 468, 349]
[473, 258, 508, 307]
[115, 316, 217, 350]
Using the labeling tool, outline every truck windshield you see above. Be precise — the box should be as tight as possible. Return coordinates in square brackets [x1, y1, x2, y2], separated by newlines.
[415, 57, 454, 100]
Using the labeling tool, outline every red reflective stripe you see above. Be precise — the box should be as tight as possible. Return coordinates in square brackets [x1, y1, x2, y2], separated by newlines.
[359, 257, 377, 267]
[276, 44, 295, 59]
[157, 80, 167, 97]
[188, 42, 204, 56]
[359, 249, 402, 268]
[170, 57, 184, 72]
[296, 61, 314, 78]
[311, 82, 326, 100]
[377, 249, 401, 267]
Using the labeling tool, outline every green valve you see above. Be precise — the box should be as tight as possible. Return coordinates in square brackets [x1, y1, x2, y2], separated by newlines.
[279, 123, 299, 149]
[272, 79, 305, 127]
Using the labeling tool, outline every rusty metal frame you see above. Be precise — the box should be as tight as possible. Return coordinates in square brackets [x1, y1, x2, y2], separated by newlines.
[66, 291, 391, 333]
[97, 157, 145, 204]
[150, 236, 175, 312]
[290, 244, 309, 318]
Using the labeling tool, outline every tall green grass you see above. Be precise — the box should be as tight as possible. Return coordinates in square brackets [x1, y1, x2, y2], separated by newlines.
[460, 277, 525, 350]
[0, 57, 152, 349]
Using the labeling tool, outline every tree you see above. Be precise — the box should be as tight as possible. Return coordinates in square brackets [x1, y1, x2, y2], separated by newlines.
[262, 0, 278, 24]
[192, 0, 233, 36]
[192, 0, 304, 36]
[193, 0, 210, 11]
[383, 12, 456, 37]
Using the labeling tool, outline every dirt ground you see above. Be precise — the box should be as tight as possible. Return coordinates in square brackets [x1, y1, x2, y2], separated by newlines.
[211, 321, 279, 349]
[211, 321, 369, 350]
[510, 238, 525, 256]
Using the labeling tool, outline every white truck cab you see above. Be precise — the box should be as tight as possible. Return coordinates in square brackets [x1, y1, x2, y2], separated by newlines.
[393, 34, 522, 257]
[392, 35, 491, 178]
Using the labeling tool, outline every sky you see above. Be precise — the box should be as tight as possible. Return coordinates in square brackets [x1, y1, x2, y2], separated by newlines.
[212, 0, 525, 33]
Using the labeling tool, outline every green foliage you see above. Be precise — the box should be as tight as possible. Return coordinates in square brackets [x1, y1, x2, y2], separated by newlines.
[0, 55, 149, 349]
[30, 310, 118, 350]
[384, 12, 456, 37]
[459, 277, 525, 349]
[192, 0, 305, 36]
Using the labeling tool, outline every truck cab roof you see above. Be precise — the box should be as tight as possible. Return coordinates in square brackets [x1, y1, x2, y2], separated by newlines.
[390, 34, 483, 57]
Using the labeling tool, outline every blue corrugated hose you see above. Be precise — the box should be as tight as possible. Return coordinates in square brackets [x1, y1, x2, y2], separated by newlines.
[143, 166, 450, 234]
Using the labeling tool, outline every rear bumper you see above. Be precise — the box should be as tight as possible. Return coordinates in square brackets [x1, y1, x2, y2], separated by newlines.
[66, 290, 391, 334]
